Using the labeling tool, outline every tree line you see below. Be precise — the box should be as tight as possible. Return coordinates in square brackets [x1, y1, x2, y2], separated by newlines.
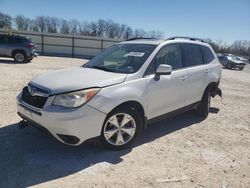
[0, 12, 163, 39]
[0, 11, 249, 56]
[204, 39, 250, 57]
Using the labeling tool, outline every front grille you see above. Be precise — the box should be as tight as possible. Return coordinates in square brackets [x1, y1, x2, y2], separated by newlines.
[21, 86, 48, 108]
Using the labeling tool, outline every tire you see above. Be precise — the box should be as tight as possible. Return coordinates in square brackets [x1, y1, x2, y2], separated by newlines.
[100, 105, 142, 150]
[196, 89, 211, 118]
[226, 62, 232, 69]
[13, 51, 27, 63]
[239, 67, 244, 70]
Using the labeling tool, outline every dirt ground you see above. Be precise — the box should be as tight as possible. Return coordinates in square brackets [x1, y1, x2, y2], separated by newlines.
[0, 56, 249, 188]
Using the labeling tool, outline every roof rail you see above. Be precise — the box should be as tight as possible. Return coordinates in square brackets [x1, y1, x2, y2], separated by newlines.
[166, 36, 205, 43]
[126, 37, 158, 41]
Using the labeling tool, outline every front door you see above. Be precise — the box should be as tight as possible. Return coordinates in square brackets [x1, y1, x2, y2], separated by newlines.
[145, 44, 188, 119]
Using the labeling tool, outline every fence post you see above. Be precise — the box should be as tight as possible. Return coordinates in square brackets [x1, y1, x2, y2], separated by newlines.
[72, 36, 75, 58]
[101, 39, 104, 51]
[41, 33, 44, 55]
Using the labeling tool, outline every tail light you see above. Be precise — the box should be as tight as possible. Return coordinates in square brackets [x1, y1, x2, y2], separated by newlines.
[26, 42, 35, 48]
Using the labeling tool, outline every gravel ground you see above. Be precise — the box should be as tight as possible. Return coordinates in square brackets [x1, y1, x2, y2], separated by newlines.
[0, 56, 249, 188]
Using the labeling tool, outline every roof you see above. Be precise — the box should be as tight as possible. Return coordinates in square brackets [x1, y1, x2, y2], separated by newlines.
[120, 36, 207, 46]
[120, 39, 165, 45]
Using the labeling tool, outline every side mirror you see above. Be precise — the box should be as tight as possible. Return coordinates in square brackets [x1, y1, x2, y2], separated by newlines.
[156, 64, 172, 75]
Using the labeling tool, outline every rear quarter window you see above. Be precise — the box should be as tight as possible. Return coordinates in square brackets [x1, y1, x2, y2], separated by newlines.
[201, 45, 215, 64]
[9, 37, 23, 44]
[181, 43, 203, 67]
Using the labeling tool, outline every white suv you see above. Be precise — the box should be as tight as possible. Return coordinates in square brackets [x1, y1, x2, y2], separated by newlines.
[17, 37, 222, 150]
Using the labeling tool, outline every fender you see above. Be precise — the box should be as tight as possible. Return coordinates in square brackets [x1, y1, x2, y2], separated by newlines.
[87, 78, 148, 116]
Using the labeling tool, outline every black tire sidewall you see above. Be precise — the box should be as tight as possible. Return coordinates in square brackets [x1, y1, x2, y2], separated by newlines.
[197, 89, 211, 118]
[226, 62, 232, 69]
[100, 105, 142, 150]
[14, 51, 27, 63]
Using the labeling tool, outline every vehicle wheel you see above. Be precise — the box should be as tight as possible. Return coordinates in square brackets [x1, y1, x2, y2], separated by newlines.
[196, 89, 211, 118]
[13, 51, 27, 63]
[239, 67, 244, 70]
[101, 105, 142, 150]
[226, 62, 232, 69]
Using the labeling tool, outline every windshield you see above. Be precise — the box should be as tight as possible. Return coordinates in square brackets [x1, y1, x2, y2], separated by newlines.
[83, 44, 156, 74]
[228, 56, 239, 61]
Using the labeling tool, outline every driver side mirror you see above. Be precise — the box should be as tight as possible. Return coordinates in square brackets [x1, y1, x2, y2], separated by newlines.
[155, 64, 172, 80]
[156, 64, 172, 75]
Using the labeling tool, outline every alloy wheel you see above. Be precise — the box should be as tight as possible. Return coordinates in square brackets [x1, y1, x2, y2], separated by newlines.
[15, 53, 25, 62]
[103, 113, 136, 146]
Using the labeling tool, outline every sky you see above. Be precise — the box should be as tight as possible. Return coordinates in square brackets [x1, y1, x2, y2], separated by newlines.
[0, 0, 250, 43]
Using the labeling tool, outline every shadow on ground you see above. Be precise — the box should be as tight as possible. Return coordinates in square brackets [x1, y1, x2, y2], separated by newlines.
[0, 59, 31, 64]
[0, 111, 204, 188]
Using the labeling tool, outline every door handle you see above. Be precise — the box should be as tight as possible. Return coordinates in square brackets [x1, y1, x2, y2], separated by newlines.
[180, 75, 187, 81]
[204, 69, 209, 73]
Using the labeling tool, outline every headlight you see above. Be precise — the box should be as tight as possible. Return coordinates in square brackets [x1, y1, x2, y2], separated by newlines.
[53, 88, 100, 108]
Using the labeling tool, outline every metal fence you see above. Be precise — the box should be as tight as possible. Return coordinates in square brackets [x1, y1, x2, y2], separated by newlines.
[0, 28, 122, 58]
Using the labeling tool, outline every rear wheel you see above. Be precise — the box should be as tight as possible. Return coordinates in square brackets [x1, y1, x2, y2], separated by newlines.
[196, 89, 211, 118]
[226, 62, 232, 69]
[13, 51, 27, 63]
[101, 105, 142, 150]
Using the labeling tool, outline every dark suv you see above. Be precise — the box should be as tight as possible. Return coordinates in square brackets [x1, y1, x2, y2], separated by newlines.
[0, 34, 37, 63]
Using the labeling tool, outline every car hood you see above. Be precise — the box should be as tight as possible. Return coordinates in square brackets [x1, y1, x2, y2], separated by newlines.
[30, 67, 127, 95]
[230, 59, 245, 64]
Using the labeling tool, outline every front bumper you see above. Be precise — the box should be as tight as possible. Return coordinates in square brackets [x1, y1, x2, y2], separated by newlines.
[17, 96, 107, 146]
[232, 63, 245, 68]
[27, 49, 38, 59]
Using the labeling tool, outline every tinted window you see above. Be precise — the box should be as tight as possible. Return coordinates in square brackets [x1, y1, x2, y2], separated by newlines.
[0, 35, 9, 44]
[155, 44, 182, 70]
[9, 37, 23, 44]
[182, 44, 203, 67]
[201, 45, 215, 64]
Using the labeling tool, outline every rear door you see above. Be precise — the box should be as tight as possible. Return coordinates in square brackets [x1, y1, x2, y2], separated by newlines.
[145, 44, 188, 119]
[0, 35, 10, 55]
[181, 43, 207, 104]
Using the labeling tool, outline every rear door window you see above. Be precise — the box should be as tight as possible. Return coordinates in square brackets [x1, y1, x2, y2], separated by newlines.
[9, 37, 23, 44]
[0, 35, 9, 44]
[201, 45, 215, 64]
[181, 43, 203, 67]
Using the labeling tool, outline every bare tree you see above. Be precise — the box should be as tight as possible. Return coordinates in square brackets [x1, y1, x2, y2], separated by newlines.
[117, 24, 126, 38]
[60, 19, 70, 34]
[35, 16, 47, 32]
[15, 15, 30, 30]
[147, 30, 163, 38]
[68, 19, 79, 34]
[134, 29, 147, 38]
[78, 21, 90, 35]
[45, 16, 59, 33]
[123, 26, 133, 40]
[97, 19, 106, 37]
[28, 19, 39, 32]
[0, 12, 12, 29]
[105, 20, 121, 38]
[88, 21, 98, 36]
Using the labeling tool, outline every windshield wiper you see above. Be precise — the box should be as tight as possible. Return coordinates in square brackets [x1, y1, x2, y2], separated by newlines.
[89, 65, 114, 72]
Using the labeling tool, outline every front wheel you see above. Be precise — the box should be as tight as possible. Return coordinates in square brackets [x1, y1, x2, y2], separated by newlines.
[239, 67, 244, 70]
[226, 62, 232, 69]
[13, 51, 27, 63]
[101, 105, 142, 150]
[196, 90, 211, 118]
